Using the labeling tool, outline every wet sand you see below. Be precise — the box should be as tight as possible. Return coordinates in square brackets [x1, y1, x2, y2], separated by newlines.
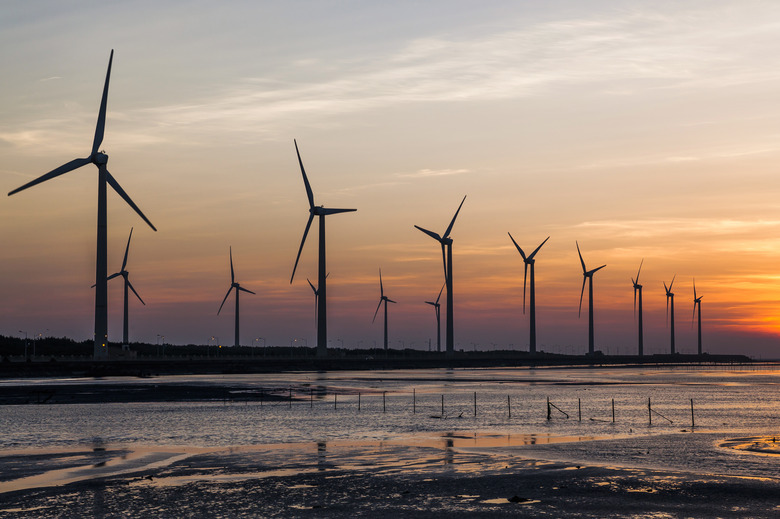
[2, 435, 780, 518]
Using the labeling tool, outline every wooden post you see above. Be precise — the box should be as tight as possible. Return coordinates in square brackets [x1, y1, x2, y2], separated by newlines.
[612, 398, 615, 423]
[648, 397, 652, 425]
[441, 395, 444, 416]
[547, 397, 551, 421]
[260, 389, 263, 407]
[474, 391, 477, 417]
[289, 388, 292, 409]
[310, 388, 313, 408]
[508, 395, 511, 418]
[413, 388, 416, 414]
[578, 398, 581, 422]
[334, 393, 337, 409]
[690, 398, 695, 428]
[383, 391, 386, 413]
[358, 392, 361, 411]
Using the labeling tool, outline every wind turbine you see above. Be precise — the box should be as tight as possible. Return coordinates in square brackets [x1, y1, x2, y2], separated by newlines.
[664, 276, 676, 354]
[508, 233, 549, 354]
[108, 228, 145, 350]
[632, 260, 644, 357]
[290, 140, 356, 358]
[414, 195, 466, 357]
[692, 280, 703, 355]
[7, 50, 156, 359]
[372, 269, 397, 351]
[576, 242, 606, 355]
[306, 273, 329, 326]
[218, 247, 255, 348]
[425, 283, 445, 353]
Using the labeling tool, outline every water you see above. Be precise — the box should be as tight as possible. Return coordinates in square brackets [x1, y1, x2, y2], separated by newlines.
[1, 365, 778, 449]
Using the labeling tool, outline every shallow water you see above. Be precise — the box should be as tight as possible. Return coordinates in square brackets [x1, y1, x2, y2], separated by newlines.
[1, 365, 778, 450]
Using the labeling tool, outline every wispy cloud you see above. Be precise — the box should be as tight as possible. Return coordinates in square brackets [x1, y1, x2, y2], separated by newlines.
[396, 168, 470, 179]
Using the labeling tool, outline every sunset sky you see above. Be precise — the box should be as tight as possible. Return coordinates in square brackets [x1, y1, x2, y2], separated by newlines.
[3, 0, 780, 357]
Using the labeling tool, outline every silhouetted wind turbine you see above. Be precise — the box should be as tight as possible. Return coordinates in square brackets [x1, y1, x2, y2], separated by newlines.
[7, 50, 156, 359]
[632, 260, 644, 357]
[108, 228, 145, 350]
[218, 247, 255, 348]
[415, 195, 466, 357]
[692, 280, 703, 355]
[508, 233, 549, 354]
[664, 276, 676, 354]
[425, 283, 445, 353]
[577, 242, 606, 355]
[290, 140, 356, 358]
[307, 273, 329, 326]
[372, 269, 396, 351]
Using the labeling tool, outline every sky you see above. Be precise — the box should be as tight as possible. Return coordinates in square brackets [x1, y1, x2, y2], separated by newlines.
[2, 0, 780, 357]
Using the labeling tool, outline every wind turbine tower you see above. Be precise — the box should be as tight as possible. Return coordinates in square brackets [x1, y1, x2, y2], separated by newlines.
[218, 247, 255, 348]
[425, 284, 445, 353]
[508, 233, 549, 354]
[576, 242, 606, 355]
[7, 50, 156, 359]
[290, 140, 356, 358]
[693, 280, 703, 355]
[632, 260, 644, 357]
[372, 269, 397, 351]
[664, 276, 676, 354]
[415, 196, 466, 357]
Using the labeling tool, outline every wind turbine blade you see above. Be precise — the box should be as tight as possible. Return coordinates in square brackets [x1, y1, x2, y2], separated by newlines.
[693, 279, 697, 300]
[105, 170, 157, 231]
[122, 227, 133, 271]
[379, 268, 384, 298]
[320, 207, 357, 216]
[127, 280, 146, 306]
[92, 50, 113, 156]
[425, 301, 436, 306]
[290, 213, 314, 283]
[387, 299, 397, 304]
[372, 299, 383, 323]
[578, 276, 587, 318]
[238, 286, 255, 294]
[294, 139, 315, 209]
[576, 241, 587, 273]
[522, 262, 528, 314]
[443, 195, 467, 239]
[107, 272, 121, 281]
[441, 242, 448, 282]
[592, 264, 607, 274]
[636, 259, 644, 284]
[669, 275, 676, 292]
[217, 286, 233, 315]
[229, 247, 235, 284]
[414, 225, 442, 242]
[663, 281, 669, 294]
[528, 236, 550, 260]
[633, 286, 637, 319]
[666, 294, 670, 326]
[692, 301, 697, 326]
[507, 232, 527, 260]
[436, 283, 445, 304]
[8, 157, 91, 196]
[307, 278, 317, 294]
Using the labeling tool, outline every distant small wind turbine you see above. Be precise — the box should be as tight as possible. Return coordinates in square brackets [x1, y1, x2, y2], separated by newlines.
[7, 50, 157, 359]
[218, 247, 255, 348]
[290, 140, 356, 357]
[508, 233, 549, 354]
[632, 260, 644, 357]
[425, 283, 445, 353]
[664, 276, 676, 354]
[415, 195, 466, 357]
[108, 228, 145, 350]
[306, 273, 329, 326]
[577, 242, 606, 355]
[692, 280, 703, 355]
[372, 269, 397, 351]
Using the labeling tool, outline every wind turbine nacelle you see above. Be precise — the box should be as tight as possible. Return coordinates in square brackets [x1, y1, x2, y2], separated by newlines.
[93, 152, 109, 165]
